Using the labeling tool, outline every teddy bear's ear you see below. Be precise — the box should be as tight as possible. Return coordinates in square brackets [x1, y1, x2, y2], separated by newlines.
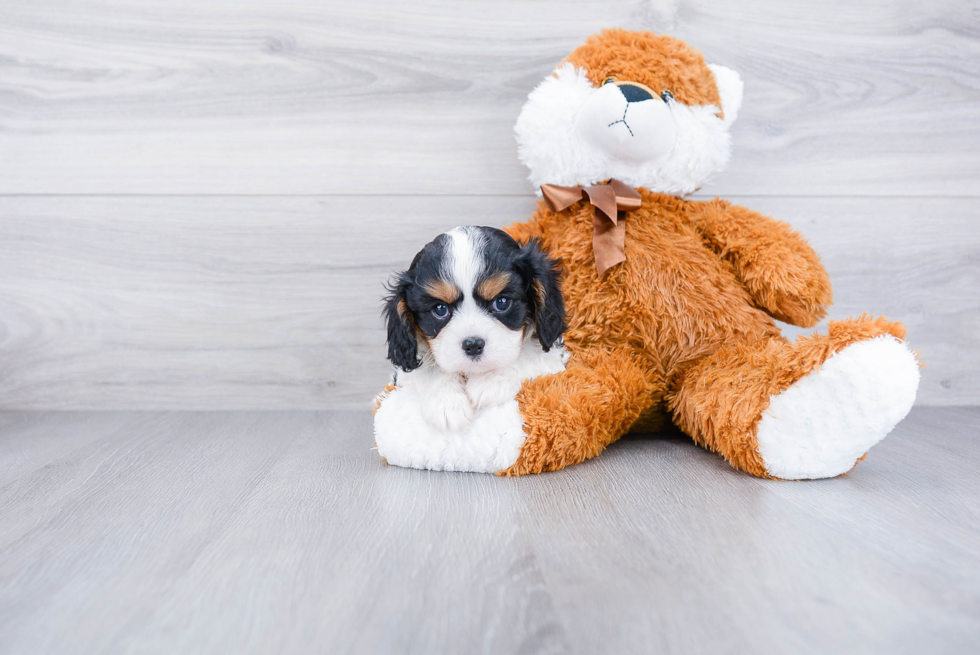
[708, 64, 743, 127]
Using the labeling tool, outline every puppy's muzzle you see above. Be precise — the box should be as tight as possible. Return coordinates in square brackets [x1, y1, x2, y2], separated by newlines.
[462, 337, 485, 359]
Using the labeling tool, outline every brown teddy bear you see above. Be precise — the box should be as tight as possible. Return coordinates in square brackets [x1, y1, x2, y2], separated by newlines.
[375, 29, 919, 480]
[501, 28, 920, 479]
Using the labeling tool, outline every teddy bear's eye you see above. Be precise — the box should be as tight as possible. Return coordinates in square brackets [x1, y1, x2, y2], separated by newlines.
[661, 89, 674, 102]
[602, 76, 617, 86]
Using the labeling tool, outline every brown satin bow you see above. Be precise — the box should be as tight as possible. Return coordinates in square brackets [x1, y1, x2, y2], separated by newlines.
[540, 179, 642, 276]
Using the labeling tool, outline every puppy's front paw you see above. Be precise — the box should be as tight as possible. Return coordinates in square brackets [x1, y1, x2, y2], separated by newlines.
[465, 371, 521, 410]
[421, 383, 474, 433]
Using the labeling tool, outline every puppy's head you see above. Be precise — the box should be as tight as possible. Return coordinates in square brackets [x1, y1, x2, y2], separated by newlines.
[384, 226, 565, 374]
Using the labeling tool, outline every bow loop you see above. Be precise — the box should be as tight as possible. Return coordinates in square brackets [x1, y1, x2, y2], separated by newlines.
[539, 179, 643, 276]
[583, 183, 619, 225]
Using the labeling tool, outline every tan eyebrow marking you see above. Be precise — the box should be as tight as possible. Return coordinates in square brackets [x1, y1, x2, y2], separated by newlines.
[477, 272, 513, 300]
[422, 279, 461, 304]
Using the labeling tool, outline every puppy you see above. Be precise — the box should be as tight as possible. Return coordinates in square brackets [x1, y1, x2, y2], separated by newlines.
[382, 226, 567, 434]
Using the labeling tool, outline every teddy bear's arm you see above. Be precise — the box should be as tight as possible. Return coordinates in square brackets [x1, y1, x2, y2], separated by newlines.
[687, 199, 833, 327]
[499, 346, 660, 476]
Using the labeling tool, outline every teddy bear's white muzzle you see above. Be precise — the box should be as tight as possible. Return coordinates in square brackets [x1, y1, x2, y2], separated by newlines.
[575, 83, 677, 164]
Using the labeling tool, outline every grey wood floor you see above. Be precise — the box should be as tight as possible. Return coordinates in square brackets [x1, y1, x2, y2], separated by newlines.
[1, 408, 977, 654]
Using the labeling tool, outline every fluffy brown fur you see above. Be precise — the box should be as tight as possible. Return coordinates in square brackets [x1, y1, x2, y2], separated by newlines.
[564, 29, 724, 117]
[500, 191, 905, 478]
[488, 30, 918, 478]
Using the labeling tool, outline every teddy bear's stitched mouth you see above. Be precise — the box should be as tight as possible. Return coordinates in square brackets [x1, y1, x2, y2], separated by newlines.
[607, 104, 635, 137]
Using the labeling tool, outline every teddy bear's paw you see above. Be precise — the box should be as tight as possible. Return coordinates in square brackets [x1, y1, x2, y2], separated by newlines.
[755, 336, 919, 480]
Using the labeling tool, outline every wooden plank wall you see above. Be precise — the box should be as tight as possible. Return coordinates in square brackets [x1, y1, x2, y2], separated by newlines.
[0, 0, 977, 409]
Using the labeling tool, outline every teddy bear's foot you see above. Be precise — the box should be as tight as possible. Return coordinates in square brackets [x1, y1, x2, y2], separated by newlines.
[374, 385, 528, 473]
[671, 315, 920, 480]
[756, 335, 919, 480]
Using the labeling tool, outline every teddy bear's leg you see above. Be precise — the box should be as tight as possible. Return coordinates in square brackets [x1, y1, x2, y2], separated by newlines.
[499, 346, 663, 476]
[669, 316, 920, 480]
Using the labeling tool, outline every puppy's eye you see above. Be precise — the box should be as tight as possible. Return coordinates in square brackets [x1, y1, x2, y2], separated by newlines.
[661, 89, 674, 102]
[602, 76, 617, 86]
[432, 304, 450, 319]
[492, 297, 511, 312]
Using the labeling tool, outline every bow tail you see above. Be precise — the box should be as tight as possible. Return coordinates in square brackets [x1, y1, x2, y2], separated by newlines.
[592, 211, 626, 276]
[540, 179, 640, 276]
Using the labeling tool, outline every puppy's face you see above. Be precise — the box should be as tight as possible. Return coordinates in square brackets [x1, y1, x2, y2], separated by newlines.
[385, 226, 565, 375]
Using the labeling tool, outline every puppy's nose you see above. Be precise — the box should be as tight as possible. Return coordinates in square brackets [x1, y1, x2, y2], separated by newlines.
[462, 337, 485, 358]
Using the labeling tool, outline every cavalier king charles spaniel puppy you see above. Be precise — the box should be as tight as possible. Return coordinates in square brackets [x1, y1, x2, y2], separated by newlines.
[373, 226, 567, 472]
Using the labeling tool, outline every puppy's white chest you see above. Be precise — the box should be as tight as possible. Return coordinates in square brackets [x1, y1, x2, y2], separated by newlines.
[464, 343, 567, 410]
[374, 343, 567, 473]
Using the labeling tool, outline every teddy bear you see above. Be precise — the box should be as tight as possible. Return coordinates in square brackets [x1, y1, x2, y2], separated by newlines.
[375, 28, 920, 480]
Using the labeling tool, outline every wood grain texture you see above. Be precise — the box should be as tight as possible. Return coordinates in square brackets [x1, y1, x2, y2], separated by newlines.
[0, 0, 978, 195]
[0, 195, 976, 409]
[520, 406, 980, 654]
[0, 407, 977, 654]
[0, 0, 977, 408]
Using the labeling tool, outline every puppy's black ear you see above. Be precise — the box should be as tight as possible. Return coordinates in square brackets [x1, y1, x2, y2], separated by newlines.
[516, 238, 566, 351]
[383, 272, 421, 371]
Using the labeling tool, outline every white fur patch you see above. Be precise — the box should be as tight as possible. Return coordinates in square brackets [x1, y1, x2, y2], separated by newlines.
[756, 336, 920, 480]
[465, 336, 568, 410]
[375, 394, 528, 473]
[575, 83, 677, 163]
[405, 349, 474, 433]
[375, 341, 567, 473]
[445, 226, 482, 299]
[707, 64, 743, 127]
[515, 62, 737, 195]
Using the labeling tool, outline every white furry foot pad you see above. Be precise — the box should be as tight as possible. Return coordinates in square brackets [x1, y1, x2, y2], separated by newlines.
[756, 336, 919, 480]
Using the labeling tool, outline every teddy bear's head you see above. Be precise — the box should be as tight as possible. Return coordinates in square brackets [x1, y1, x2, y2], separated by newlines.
[515, 29, 743, 195]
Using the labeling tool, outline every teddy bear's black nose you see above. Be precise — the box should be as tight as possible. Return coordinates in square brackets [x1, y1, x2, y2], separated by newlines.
[616, 83, 654, 103]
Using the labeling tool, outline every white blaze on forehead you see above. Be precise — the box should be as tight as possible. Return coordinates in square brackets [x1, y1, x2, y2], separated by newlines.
[444, 226, 484, 299]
